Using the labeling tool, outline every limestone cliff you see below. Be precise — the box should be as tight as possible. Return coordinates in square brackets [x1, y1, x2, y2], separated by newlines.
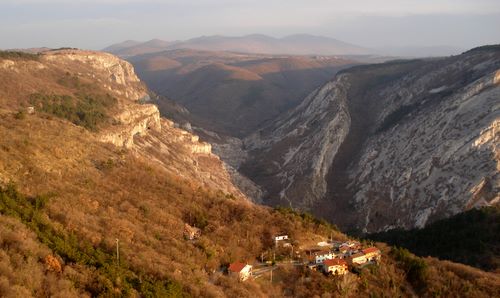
[99, 104, 161, 148]
[42, 49, 148, 101]
[242, 76, 351, 208]
[240, 46, 500, 232]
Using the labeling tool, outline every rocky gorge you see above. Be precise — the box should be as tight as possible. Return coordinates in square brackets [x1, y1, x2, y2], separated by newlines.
[219, 46, 500, 232]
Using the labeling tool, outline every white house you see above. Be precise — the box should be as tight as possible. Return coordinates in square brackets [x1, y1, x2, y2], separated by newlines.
[228, 262, 253, 281]
[275, 235, 289, 241]
[314, 251, 336, 264]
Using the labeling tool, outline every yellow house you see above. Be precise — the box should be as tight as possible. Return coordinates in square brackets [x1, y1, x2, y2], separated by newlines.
[323, 258, 348, 275]
[362, 247, 381, 262]
[348, 252, 367, 265]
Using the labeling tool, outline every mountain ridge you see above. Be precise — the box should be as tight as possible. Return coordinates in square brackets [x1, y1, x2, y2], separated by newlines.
[104, 34, 373, 57]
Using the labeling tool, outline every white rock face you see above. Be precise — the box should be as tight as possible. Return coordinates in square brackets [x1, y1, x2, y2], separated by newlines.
[100, 104, 161, 148]
[351, 73, 500, 231]
[241, 47, 500, 231]
[242, 75, 351, 208]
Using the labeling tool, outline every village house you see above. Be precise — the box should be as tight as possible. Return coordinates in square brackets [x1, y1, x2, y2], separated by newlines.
[348, 252, 367, 266]
[274, 234, 289, 247]
[314, 250, 336, 264]
[362, 247, 381, 262]
[323, 259, 348, 276]
[228, 262, 253, 281]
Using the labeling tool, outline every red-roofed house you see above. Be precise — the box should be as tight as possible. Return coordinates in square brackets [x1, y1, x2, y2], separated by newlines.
[323, 259, 348, 275]
[228, 262, 253, 281]
[362, 247, 381, 262]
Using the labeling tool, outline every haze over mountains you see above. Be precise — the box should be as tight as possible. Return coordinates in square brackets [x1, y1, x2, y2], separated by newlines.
[104, 34, 373, 57]
[105, 34, 464, 58]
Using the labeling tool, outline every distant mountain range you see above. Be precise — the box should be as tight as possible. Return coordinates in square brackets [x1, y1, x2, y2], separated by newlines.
[104, 34, 464, 57]
[104, 34, 372, 56]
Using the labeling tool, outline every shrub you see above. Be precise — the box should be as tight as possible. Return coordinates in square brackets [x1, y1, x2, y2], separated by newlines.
[0, 50, 40, 60]
[29, 92, 117, 131]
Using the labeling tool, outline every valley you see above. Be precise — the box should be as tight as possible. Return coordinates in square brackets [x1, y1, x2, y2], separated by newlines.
[126, 49, 358, 136]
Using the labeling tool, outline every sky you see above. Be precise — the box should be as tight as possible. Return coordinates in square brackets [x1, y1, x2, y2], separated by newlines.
[0, 0, 499, 51]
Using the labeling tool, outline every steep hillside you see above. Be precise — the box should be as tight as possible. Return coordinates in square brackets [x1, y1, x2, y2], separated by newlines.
[368, 205, 500, 272]
[129, 49, 357, 136]
[241, 46, 500, 232]
[1, 49, 499, 297]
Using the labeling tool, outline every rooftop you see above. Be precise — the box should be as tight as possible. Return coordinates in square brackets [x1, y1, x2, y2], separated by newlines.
[324, 259, 347, 266]
[362, 247, 380, 254]
[228, 262, 248, 273]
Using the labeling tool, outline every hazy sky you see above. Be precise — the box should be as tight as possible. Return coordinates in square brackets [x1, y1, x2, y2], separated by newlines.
[1, 0, 499, 50]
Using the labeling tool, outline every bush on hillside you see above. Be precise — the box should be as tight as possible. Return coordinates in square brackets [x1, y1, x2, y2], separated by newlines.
[29, 92, 117, 131]
[0, 50, 40, 60]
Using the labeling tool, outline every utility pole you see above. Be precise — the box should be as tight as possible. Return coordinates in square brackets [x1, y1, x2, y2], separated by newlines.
[270, 267, 273, 283]
[116, 238, 120, 266]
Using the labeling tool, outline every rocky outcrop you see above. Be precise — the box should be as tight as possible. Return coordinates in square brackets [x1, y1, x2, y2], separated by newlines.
[99, 104, 161, 148]
[191, 127, 265, 202]
[240, 46, 500, 232]
[132, 119, 249, 199]
[350, 63, 500, 232]
[42, 49, 148, 101]
[242, 76, 351, 208]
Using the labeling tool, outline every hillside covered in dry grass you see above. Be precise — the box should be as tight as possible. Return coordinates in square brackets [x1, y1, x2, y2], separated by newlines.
[0, 49, 498, 297]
